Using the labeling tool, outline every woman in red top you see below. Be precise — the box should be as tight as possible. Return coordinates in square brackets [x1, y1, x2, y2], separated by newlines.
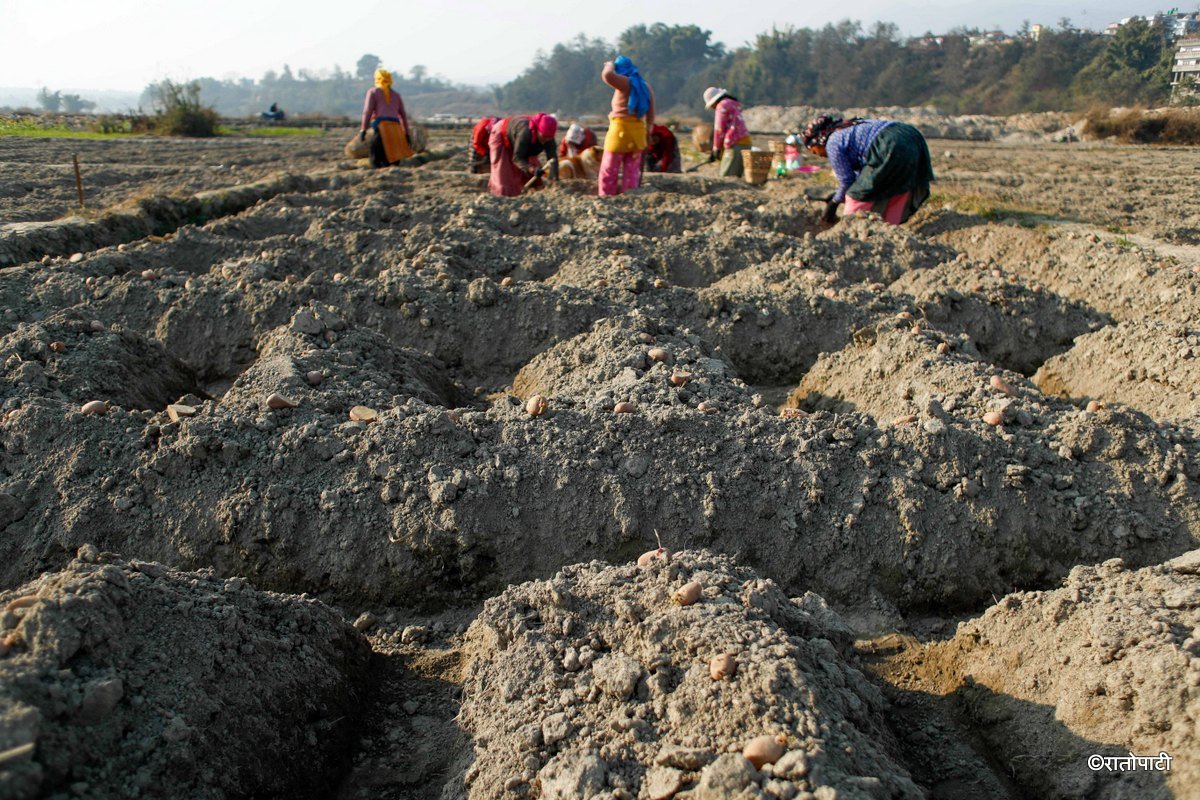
[644, 125, 681, 173]
[360, 69, 413, 168]
[470, 117, 499, 174]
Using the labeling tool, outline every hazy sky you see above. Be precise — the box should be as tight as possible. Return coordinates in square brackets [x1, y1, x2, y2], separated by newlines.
[0, 0, 1188, 91]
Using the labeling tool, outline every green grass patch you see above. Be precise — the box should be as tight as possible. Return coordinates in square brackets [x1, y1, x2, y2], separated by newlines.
[927, 191, 1055, 228]
[0, 120, 135, 138]
[239, 126, 325, 138]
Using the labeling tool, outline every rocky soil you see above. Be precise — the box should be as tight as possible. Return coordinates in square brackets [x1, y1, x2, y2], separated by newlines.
[1, 131, 1199, 799]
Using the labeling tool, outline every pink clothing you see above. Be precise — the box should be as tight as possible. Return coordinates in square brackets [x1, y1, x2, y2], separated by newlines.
[598, 150, 641, 196]
[530, 112, 558, 141]
[844, 192, 912, 225]
[488, 118, 543, 197]
[361, 87, 409, 134]
[601, 63, 655, 127]
[712, 97, 748, 151]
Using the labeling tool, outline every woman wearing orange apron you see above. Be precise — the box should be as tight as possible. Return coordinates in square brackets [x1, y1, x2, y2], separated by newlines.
[359, 69, 413, 168]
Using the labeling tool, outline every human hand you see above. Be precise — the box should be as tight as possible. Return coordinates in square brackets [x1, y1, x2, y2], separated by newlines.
[359, 130, 366, 142]
[821, 200, 840, 226]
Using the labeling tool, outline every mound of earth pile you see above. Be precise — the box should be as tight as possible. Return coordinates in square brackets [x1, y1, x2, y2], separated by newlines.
[1, 168, 1199, 620]
[512, 314, 757, 414]
[220, 306, 470, 414]
[925, 553, 1200, 799]
[1, 312, 201, 410]
[0, 547, 369, 800]
[809, 214, 957, 283]
[890, 259, 1111, 374]
[451, 551, 922, 800]
[1034, 319, 1200, 420]
[918, 218, 1196, 324]
[693, 263, 908, 384]
[787, 319, 1022, 421]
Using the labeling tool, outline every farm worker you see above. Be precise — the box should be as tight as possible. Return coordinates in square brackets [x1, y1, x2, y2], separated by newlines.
[599, 56, 655, 196]
[784, 134, 804, 171]
[644, 124, 681, 173]
[558, 123, 597, 158]
[360, 69, 413, 168]
[488, 113, 559, 197]
[704, 87, 752, 178]
[802, 115, 934, 226]
[470, 116, 500, 174]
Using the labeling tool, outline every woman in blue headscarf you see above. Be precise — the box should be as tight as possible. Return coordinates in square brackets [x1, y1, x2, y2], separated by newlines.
[599, 55, 655, 196]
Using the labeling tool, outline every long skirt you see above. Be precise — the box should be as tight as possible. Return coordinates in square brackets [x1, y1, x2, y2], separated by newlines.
[489, 125, 537, 197]
[370, 119, 413, 168]
[717, 139, 752, 178]
[845, 122, 934, 224]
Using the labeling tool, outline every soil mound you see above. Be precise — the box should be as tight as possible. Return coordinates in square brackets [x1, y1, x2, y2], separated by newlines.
[0, 547, 369, 800]
[512, 314, 757, 414]
[890, 259, 1110, 375]
[1, 170, 1198, 621]
[1, 312, 201, 410]
[452, 551, 922, 800]
[1035, 319, 1200, 420]
[927, 553, 1200, 799]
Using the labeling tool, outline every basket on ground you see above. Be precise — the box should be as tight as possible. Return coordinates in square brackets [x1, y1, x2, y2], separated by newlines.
[742, 150, 773, 185]
[769, 140, 787, 170]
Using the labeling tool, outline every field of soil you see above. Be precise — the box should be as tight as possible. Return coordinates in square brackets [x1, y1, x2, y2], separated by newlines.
[1, 125, 1199, 800]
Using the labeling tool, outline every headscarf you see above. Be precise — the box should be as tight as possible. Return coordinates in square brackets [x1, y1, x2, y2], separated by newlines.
[566, 123, 586, 145]
[802, 115, 863, 149]
[529, 112, 558, 142]
[614, 56, 650, 118]
[374, 69, 393, 102]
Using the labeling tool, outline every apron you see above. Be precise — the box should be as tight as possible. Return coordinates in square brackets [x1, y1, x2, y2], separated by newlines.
[374, 118, 413, 164]
[603, 116, 647, 153]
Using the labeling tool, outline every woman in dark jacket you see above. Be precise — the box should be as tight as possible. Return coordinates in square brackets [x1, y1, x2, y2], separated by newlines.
[488, 113, 558, 196]
[803, 116, 934, 225]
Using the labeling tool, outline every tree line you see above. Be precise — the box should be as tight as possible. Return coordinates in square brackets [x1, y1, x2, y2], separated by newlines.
[137, 54, 487, 119]
[498, 17, 1180, 116]
[29, 18, 1180, 120]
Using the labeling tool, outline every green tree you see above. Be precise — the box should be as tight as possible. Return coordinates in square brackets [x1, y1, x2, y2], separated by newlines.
[1075, 17, 1173, 105]
[617, 23, 725, 110]
[356, 54, 381, 80]
[37, 87, 61, 112]
[498, 34, 614, 115]
[60, 93, 96, 113]
[148, 79, 218, 136]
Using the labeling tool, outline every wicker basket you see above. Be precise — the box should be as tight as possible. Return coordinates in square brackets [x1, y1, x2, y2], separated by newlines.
[768, 140, 787, 171]
[742, 150, 773, 185]
[692, 123, 714, 153]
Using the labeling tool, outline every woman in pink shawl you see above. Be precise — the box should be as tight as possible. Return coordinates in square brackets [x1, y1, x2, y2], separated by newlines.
[488, 113, 559, 197]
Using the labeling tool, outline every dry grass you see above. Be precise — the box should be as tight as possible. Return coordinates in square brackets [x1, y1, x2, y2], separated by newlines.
[1084, 106, 1200, 145]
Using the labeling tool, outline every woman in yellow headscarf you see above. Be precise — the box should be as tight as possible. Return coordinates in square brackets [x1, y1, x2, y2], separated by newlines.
[360, 68, 413, 168]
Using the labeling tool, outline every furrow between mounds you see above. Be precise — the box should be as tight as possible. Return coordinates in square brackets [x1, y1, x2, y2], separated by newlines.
[0, 171, 356, 269]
